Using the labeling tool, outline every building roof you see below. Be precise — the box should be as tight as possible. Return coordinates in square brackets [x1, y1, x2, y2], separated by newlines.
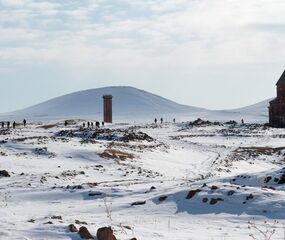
[277, 70, 285, 86]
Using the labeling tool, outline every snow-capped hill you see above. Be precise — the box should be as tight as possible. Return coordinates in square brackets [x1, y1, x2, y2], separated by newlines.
[0, 86, 273, 122]
[1, 86, 206, 121]
[232, 98, 272, 116]
[207, 98, 272, 123]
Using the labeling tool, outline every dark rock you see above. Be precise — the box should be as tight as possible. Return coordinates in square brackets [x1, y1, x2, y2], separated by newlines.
[186, 189, 201, 199]
[76, 220, 88, 225]
[209, 199, 218, 205]
[264, 176, 272, 183]
[44, 221, 53, 225]
[278, 174, 285, 184]
[122, 226, 132, 230]
[131, 201, 146, 206]
[51, 216, 62, 220]
[211, 186, 219, 190]
[97, 227, 117, 240]
[67, 185, 84, 190]
[202, 198, 208, 203]
[158, 196, 168, 202]
[209, 198, 223, 205]
[78, 226, 94, 239]
[225, 120, 237, 125]
[227, 190, 235, 196]
[68, 224, 78, 233]
[189, 118, 215, 127]
[0, 170, 10, 177]
[274, 178, 279, 183]
[246, 194, 254, 201]
[88, 191, 103, 197]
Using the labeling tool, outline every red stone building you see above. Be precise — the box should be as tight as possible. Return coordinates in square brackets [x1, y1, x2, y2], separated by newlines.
[269, 70, 285, 128]
[103, 95, 113, 123]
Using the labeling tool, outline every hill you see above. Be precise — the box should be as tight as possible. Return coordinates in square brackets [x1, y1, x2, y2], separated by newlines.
[0, 86, 271, 123]
[0, 86, 206, 121]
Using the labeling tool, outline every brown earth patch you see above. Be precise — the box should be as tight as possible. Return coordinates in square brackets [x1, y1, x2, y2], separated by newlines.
[99, 149, 135, 161]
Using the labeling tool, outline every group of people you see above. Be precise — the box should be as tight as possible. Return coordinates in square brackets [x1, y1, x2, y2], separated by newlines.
[154, 117, 176, 124]
[80, 121, 104, 128]
[1, 119, 27, 129]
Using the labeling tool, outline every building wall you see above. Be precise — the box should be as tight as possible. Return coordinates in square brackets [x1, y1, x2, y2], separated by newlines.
[277, 85, 285, 98]
[269, 95, 285, 128]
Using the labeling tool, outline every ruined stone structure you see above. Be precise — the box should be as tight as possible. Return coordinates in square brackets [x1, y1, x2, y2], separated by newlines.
[269, 70, 285, 128]
[103, 95, 113, 123]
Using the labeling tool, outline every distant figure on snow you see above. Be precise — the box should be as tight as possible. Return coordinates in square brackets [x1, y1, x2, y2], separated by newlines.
[160, 117, 163, 124]
[87, 121, 90, 128]
[154, 118, 157, 124]
[23, 119, 27, 127]
[12, 121, 16, 129]
[7, 121, 10, 128]
[173, 118, 176, 123]
[241, 119, 244, 125]
[83, 122, 86, 128]
[1, 122, 4, 128]
[91, 122, 94, 127]
[64, 121, 68, 127]
[102, 121, 105, 127]
[96, 121, 100, 128]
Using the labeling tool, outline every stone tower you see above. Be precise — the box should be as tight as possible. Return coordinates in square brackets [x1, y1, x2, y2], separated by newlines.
[269, 70, 285, 128]
[103, 95, 113, 123]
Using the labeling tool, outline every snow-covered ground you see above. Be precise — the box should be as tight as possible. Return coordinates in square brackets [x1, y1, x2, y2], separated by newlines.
[0, 119, 285, 240]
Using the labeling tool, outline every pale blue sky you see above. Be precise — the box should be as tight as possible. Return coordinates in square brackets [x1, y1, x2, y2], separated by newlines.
[0, 0, 284, 112]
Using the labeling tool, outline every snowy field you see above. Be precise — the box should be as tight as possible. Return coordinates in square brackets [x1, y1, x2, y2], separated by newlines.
[0, 119, 285, 240]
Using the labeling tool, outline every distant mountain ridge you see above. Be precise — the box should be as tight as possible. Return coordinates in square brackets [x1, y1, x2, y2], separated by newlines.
[0, 86, 271, 122]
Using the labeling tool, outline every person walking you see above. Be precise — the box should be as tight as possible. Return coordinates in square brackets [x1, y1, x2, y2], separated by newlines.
[154, 118, 157, 124]
[1, 122, 4, 128]
[7, 121, 10, 128]
[13, 121, 16, 129]
[160, 117, 163, 124]
[23, 119, 27, 127]
[173, 118, 176, 123]
[64, 121, 68, 127]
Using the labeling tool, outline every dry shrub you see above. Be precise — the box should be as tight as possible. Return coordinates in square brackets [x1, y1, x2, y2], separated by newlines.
[99, 149, 135, 161]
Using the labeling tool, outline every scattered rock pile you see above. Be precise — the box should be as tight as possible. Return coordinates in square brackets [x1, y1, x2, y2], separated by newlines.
[68, 225, 117, 240]
[189, 118, 220, 127]
[56, 128, 154, 143]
